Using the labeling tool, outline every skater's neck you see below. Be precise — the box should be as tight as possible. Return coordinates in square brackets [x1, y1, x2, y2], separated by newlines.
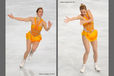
[36, 16, 41, 21]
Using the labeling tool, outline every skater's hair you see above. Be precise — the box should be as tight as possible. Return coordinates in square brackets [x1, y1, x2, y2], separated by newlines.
[80, 3, 87, 10]
[36, 7, 43, 13]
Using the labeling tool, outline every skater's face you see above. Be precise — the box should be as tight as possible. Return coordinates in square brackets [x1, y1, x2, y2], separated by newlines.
[80, 9, 87, 16]
[37, 9, 43, 17]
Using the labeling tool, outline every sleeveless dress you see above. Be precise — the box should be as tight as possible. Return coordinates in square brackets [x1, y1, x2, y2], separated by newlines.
[81, 13, 98, 41]
[26, 17, 43, 42]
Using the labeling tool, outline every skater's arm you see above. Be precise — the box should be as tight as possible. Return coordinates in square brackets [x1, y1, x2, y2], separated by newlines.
[86, 9, 94, 23]
[8, 14, 33, 22]
[43, 21, 52, 31]
[80, 20, 87, 25]
[83, 9, 94, 23]
[80, 10, 94, 25]
[64, 15, 83, 23]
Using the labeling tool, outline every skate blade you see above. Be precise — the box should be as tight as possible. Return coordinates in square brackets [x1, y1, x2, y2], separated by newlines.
[95, 68, 101, 72]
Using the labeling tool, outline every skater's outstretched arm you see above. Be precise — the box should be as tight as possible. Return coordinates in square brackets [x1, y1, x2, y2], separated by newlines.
[8, 14, 33, 22]
[64, 15, 84, 23]
[42, 20, 52, 31]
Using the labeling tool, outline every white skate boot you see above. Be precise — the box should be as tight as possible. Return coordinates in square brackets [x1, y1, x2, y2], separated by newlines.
[80, 64, 86, 73]
[94, 64, 101, 72]
[19, 59, 26, 68]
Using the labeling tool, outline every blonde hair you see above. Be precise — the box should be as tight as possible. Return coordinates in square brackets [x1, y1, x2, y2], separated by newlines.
[80, 3, 87, 10]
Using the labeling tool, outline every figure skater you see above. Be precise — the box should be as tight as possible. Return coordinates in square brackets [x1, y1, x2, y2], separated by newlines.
[8, 7, 52, 68]
[64, 4, 100, 73]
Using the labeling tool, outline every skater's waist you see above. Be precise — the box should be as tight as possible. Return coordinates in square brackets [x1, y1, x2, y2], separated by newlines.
[30, 31, 41, 36]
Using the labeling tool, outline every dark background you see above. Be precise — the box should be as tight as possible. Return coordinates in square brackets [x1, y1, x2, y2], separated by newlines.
[0, 0, 5, 76]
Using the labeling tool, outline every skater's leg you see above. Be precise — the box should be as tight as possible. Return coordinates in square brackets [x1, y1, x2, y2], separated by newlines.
[91, 40, 98, 63]
[24, 39, 32, 60]
[20, 39, 32, 68]
[80, 35, 90, 73]
[82, 35, 90, 64]
[28, 42, 40, 60]
[91, 40, 100, 72]
[31, 42, 40, 54]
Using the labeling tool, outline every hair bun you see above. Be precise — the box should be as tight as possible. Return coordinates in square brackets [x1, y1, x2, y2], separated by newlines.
[80, 3, 85, 7]
[80, 3, 87, 10]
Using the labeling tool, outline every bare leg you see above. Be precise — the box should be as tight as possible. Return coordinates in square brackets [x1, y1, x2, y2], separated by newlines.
[28, 42, 39, 59]
[20, 39, 31, 68]
[82, 36, 90, 64]
[91, 40, 100, 72]
[31, 42, 39, 53]
[91, 40, 98, 63]
[24, 39, 32, 60]
[80, 35, 90, 73]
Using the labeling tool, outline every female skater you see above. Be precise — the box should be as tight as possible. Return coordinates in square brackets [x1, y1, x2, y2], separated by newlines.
[64, 4, 100, 73]
[8, 7, 52, 68]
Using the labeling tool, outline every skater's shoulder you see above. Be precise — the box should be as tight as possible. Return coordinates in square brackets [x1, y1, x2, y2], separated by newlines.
[28, 17, 36, 21]
[28, 17, 35, 19]
[87, 9, 92, 14]
[26, 17, 34, 20]
[87, 9, 91, 12]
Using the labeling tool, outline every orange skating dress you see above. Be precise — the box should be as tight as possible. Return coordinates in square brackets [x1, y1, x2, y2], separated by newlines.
[26, 17, 43, 42]
[81, 13, 98, 41]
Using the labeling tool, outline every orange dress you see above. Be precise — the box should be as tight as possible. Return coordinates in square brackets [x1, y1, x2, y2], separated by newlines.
[26, 17, 43, 42]
[81, 13, 98, 41]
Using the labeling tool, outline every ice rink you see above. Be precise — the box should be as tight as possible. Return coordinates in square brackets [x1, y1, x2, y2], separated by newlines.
[58, 0, 108, 76]
[6, 0, 56, 76]
[6, 0, 109, 76]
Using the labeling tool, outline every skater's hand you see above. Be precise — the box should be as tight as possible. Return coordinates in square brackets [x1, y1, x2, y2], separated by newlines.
[64, 16, 70, 23]
[8, 14, 15, 19]
[80, 20, 84, 25]
[48, 21, 52, 28]
[80, 20, 88, 25]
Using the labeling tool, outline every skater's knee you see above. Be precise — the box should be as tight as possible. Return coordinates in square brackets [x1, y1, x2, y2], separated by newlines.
[26, 49, 31, 53]
[93, 49, 97, 54]
[26, 47, 31, 51]
[32, 47, 37, 52]
[85, 50, 90, 55]
[93, 51, 98, 56]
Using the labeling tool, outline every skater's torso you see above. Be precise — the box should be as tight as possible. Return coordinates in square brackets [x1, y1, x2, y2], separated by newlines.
[30, 17, 43, 36]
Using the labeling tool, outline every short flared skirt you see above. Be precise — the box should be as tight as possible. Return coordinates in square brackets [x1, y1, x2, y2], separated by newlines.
[82, 29, 98, 42]
[26, 31, 42, 42]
